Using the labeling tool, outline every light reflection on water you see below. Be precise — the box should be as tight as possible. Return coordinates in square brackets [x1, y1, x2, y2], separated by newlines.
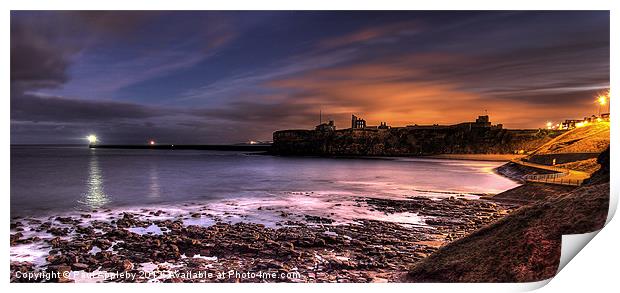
[148, 163, 161, 199]
[80, 150, 110, 209]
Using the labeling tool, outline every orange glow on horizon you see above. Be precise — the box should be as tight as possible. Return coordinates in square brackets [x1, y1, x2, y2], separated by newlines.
[266, 59, 608, 129]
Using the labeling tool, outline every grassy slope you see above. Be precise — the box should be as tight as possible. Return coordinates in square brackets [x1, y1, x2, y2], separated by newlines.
[406, 148, 609, 282]
[555, 158, 601, 173]
[531, 122, 609, 155]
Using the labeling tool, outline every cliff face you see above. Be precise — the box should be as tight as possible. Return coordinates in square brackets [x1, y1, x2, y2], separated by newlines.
[272, 125, 564, 156]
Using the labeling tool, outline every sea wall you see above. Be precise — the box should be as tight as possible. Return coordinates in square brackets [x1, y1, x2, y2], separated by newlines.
[272, 125, 565, 156]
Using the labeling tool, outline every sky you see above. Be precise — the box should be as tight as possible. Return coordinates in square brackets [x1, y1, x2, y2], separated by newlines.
[11, 11, 610, 144]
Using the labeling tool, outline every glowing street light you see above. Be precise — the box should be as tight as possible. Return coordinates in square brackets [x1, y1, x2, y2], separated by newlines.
[149, 140, 156, 145]
[546, 122, 553, 129]
[86, 134, 98, 145]
[596, 90, 610, 117]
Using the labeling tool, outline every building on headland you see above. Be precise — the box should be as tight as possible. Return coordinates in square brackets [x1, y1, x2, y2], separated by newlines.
[272, 114, 565, 156]
[560, 119, 579, 130]
[351, 115, 366, 129]
[452, 115, 503, 130]
[559, 113, 610, 130]
[378, 122, 390, 130]
[315, 120, 336, 132]
[351, 115, 391, 130]
[475, 115, 491, 127]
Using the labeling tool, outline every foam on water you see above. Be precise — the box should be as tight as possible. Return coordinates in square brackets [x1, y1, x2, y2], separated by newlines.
[127, 224, 164, 235]
[10, 242, 48, 267]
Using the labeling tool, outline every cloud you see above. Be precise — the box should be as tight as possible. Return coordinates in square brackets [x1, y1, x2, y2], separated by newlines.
[171, 12, 610, 134]
[10, 19, 73, 91]
[318, 21, 422, 49]
[190, 98, 320, 127]
[11, 11, 237, 99]
[176, 47, 358, 103]
[11, 94, 169, 123]
[69, 12, 238, 95]
[262, 42, 608, 129]
[64, 11, 160, 34]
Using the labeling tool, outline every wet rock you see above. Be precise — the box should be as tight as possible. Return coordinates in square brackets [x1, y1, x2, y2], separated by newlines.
[56, 265, 74, 283]
[304, 215, 334, 224]
[47, 227, 71, 236]
[10, 233, 23, 245]
[121, 259, 134, 271]
[94, 238, 113, 250]
[115, 213, 137, 228]
[55, 216, 75, 224]
[72, 263, 89, 270]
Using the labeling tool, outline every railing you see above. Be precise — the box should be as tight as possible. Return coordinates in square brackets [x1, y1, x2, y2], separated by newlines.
[523, 172, 567, 181]
[512, 159, 586, 186]
[522, 175, 583, 186]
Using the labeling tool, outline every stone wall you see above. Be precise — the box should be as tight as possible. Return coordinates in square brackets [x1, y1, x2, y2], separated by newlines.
[272, 125, 564, 156]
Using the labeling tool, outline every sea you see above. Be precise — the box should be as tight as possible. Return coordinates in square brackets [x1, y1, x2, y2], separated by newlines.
[11, 145, 519, 219]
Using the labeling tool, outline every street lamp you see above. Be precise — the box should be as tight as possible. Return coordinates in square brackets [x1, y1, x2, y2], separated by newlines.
[597, 91, 610, 118]
[598, 95, 607, 117]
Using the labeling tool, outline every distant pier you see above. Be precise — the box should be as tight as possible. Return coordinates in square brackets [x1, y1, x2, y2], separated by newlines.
[89, 144, 272, 152]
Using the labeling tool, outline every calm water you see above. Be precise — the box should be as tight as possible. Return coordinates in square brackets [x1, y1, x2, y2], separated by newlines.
[10, 146, 519, 217]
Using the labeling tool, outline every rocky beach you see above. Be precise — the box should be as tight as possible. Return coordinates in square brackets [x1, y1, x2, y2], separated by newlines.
[11, 192, 517, 283]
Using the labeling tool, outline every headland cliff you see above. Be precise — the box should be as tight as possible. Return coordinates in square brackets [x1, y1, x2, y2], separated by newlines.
[272, 115, 565, 156]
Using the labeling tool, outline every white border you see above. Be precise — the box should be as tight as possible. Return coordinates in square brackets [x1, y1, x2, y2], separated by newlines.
[3, 1, 618, 292]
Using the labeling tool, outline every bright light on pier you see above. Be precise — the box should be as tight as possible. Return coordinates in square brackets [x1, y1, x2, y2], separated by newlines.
[86, 134, 98, 144]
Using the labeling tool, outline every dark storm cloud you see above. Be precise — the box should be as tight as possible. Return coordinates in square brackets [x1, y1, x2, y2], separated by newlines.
[10, 20, 71, 90]
[10, 11, 161, 98]
[11, 94, 168, 123]
[10, 14, 171, 124]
